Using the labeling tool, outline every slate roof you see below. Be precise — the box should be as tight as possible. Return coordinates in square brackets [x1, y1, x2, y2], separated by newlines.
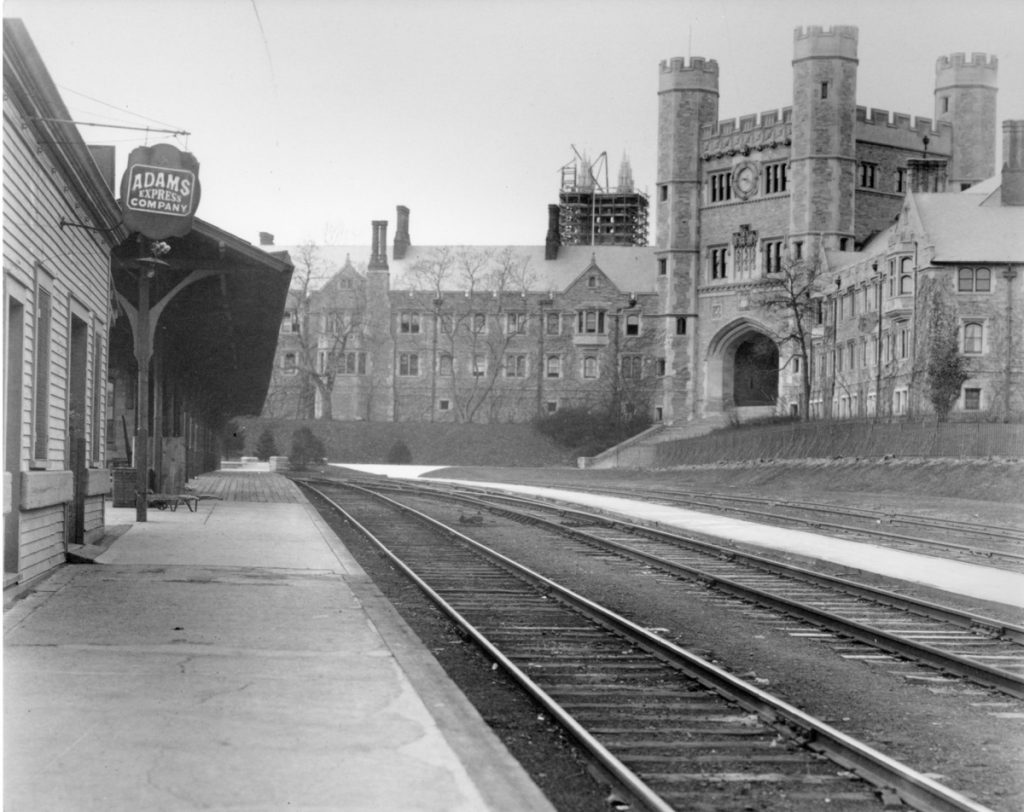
[269, 243, 659, 294]
[913, 188, 1024, 264]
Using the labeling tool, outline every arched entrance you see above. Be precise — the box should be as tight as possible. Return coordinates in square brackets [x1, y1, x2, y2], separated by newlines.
[704, 319, 780, 415]
[733, 335, 778, 406]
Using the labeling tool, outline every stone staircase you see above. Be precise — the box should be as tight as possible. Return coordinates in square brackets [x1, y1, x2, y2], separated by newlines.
[580, 415, 728, 469]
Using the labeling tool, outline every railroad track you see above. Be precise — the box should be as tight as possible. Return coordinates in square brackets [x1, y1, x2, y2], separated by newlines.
[527, 483, 1024, 572]
[302, 479, 995, 812]
[389, 481, 1024, 699]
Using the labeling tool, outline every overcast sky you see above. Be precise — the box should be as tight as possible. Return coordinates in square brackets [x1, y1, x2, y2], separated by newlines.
[5, 0, 1023, 248]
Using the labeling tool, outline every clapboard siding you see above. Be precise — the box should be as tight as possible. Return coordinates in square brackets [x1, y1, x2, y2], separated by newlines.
[4, 22, 126, 584]
[19, 505, 65, 582]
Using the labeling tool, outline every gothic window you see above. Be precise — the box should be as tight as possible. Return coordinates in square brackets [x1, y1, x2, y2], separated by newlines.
[962, 322, 984, 355]
[895, 168, 907, 193]
[710, 246, 728, 280]
[582, 356, 598, 379]
[577, 309, 606, 334]
[625, 314, 640, 336]
[340, 351, 366, 375]
[398, 353, 420, 376]
[545, 355, 562, 378]
[899, 257, 913, 294]
[472, 354, 487, 377]
[963, 388, 981, 410]
[506, 312, 527, 333]
[709, 170, 732, 203]
[505, 354, 527, 378]
[438, 353, 453, 376]
[958, 267, 991, 292]
[621, 356, 643, 379]
[762, 239, 784, 274]
[544, 312, 561, 335]
[399, 311, 420, 334]
[858, 163, 877, 189]
[764, 162, 788, 194]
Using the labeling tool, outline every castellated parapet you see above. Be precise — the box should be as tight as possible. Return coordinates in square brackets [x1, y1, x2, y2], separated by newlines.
[855, 107, 953, 152]
[659, 56, 719, 93]
[792, 25, 858, 61]
[700, 108, 793, 157]
[935, 52, 998, 89]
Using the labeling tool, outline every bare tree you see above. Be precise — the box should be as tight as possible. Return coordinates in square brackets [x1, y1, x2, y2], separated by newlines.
[283, 241, 369, 420]
[752, 258, 828, 419]
[409, 247, 538, 423]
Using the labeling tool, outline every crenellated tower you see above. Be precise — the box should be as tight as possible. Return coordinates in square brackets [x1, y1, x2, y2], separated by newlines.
[935, 53, 998, 190]
[789, 25, 858, 256]
[655, 56, 719, 422]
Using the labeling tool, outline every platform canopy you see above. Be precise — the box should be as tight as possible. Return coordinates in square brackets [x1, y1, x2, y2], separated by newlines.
[111, 218, 293, 423]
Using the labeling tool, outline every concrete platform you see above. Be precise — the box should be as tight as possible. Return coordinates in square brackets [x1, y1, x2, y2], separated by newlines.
[3, 472, 555, 812]
[337, 464, 1024, 611]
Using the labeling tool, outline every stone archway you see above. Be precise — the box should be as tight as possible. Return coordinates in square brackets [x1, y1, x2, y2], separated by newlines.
[733, 335, 779, 405]
[704, 319, 779, 414]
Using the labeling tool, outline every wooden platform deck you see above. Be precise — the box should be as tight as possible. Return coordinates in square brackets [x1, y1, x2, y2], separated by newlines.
[189, 471, 305, 503]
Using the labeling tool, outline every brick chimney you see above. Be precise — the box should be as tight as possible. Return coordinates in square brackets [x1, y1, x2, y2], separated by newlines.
[368, 220, 389, 271]
[544, 204, 561, 260]
[907, 158, 948, 193]
[393, 205, 411, 259]
[1002, 120, 1024, 206]
[258, 231, 275, 246]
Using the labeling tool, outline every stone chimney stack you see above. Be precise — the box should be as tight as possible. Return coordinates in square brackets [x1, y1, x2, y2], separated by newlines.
[259, 231, 275, 246]
[368, 220, 389, 270]
[545, 204, 561, 260]
[393, 205, 411, 259]
[1002, 120, 1024, 206]
[907, 158, 949, 193]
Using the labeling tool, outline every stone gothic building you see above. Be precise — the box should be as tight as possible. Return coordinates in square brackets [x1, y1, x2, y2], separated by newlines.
[263, 25, 1022, 428]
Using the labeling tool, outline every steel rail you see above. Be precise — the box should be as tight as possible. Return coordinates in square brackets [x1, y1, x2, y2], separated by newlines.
[385, 481, 1024, 697]
[561, 483, 1024, 551]
[302, 482, 675, 812]
[307, 480, 996, 812]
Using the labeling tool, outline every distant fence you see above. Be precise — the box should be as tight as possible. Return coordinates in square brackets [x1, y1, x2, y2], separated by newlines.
[652, 420, 1024, 467]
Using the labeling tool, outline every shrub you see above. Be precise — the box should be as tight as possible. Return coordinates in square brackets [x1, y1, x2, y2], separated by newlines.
[290, 427, 325, 469]
[533, 406, 651, 456]
[254, 428, 278, 461]
[386, 439, 413, 464]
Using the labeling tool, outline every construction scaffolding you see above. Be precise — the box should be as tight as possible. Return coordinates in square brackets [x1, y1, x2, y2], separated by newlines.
[557, 148, 649, 247]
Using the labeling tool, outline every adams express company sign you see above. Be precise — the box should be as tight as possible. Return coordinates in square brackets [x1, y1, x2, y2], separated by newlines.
[120, 144, 201, 238]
